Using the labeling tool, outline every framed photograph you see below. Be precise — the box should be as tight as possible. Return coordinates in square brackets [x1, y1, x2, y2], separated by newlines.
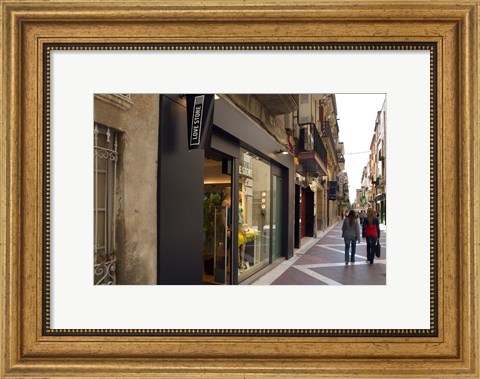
[1, 1, 478, 377]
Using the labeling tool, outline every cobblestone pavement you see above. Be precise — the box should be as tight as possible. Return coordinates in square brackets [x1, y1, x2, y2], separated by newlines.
[260, 221, 386, 285]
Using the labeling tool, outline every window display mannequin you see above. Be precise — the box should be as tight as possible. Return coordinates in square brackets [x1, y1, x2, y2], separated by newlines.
[238, 198, 247, 270]
[221, 186, 247, 271]
[221, 186, 232, 230]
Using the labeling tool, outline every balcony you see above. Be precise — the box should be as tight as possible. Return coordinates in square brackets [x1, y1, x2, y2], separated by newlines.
[338, 153, 345, 170]
[320, 121, 338, 166]
[254, 94, 297, 115]
[297, 124, 328, 176]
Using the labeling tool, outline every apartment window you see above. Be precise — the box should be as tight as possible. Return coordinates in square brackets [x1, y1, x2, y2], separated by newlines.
[94, 124, 118, 284]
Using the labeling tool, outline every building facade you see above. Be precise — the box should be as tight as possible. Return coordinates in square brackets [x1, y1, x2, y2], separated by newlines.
[320, 95, 344, 228]
[295, 94, 345, 248]
[374, 99, 387, 224]
[94, 94, 159, 285]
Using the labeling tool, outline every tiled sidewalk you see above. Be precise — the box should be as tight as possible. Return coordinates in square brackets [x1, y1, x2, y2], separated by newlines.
[252, 221, 387, 285]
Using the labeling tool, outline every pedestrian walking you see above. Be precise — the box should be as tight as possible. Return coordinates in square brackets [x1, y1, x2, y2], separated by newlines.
[362, 208, 381, 264]
[342, 210, 361, 265]
[358, 210, 364, 226]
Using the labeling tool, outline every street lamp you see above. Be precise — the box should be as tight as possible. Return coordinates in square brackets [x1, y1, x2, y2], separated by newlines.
[275, 145, 290, 155]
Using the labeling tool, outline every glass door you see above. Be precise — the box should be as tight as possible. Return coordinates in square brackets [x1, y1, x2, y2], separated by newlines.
[203, 151, 232, 284]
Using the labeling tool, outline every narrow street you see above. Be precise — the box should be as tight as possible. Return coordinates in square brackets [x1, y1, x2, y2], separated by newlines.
[253, 221, 386, 285]
[91, 93, 388, 287]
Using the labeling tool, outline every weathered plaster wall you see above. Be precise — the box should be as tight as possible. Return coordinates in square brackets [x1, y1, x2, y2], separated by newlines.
[225, 94, 290, 145]
[94, 94, 159, 284]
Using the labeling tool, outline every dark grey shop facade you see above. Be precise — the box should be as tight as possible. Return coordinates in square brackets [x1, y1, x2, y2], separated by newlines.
[157, 95, 295, 285]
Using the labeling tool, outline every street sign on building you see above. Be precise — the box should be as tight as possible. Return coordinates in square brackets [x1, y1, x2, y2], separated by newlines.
[328, 181, 337, 200]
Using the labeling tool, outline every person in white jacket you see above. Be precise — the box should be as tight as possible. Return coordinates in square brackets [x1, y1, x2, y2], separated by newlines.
[341, 210, 361, 265]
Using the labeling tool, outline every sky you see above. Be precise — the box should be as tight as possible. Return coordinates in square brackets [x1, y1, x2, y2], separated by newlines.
[335, 94, 386, 204]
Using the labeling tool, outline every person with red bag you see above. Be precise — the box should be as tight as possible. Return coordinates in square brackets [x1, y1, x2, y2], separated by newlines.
[362, 208, 381, 264]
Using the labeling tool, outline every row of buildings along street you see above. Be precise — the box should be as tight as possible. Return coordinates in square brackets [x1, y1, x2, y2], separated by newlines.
[93, 93, 386, 285]
[353, 100, 387, 224]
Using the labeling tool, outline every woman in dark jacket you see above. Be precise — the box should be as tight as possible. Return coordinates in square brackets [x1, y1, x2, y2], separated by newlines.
[342, 210, 360, 265]
[362, 208, 380, 264]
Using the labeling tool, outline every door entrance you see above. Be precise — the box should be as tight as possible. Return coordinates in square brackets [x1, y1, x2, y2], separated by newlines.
[294, 184, 301, 248]
[300, 187, 307, 238]
[272, 174, 283, 261]
[203, 151, 232, 284]
[305, 186, 315, 236]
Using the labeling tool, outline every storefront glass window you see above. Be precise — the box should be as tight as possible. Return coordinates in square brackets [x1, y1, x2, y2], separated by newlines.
[272, 175, 283, 261]
[238, 149, 271, 279]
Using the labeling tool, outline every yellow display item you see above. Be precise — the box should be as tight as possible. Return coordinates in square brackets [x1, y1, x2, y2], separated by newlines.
[238, 232, 245, 246]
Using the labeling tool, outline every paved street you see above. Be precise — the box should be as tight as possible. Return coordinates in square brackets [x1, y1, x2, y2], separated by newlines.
[253, 221, 386, 285]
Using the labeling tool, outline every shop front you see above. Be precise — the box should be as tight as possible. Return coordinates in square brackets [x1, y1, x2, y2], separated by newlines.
[157, 95, 294, 285]
[375, 192, 386, 225]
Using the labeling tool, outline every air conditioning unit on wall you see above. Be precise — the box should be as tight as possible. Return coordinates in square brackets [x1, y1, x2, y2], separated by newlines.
[298, 94, 312, 125]
[299, 124, 314, 151]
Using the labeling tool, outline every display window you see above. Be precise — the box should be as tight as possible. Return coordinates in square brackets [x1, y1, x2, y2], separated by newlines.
[238, 149, 272, 280]
[203, 147, 285, 284]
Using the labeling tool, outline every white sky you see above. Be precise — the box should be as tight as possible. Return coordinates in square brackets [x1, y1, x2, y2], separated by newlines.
[335, 94, 387, 204]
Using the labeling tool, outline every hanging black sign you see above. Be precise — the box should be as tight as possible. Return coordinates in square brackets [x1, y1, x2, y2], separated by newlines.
[186, 94, 215, 150]
[328, 181, 337, 200]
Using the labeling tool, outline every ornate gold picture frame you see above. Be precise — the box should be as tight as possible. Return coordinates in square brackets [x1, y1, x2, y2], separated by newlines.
[1, 1, 478, 377]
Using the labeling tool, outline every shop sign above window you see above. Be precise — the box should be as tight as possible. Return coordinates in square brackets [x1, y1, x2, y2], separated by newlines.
[239, 162, 253, 178]
[186, 94, 215, 150]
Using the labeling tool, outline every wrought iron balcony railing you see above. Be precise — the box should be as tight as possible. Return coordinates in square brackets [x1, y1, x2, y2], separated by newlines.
[320, 121, 338, 164]
[298, 124, 327, 164]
